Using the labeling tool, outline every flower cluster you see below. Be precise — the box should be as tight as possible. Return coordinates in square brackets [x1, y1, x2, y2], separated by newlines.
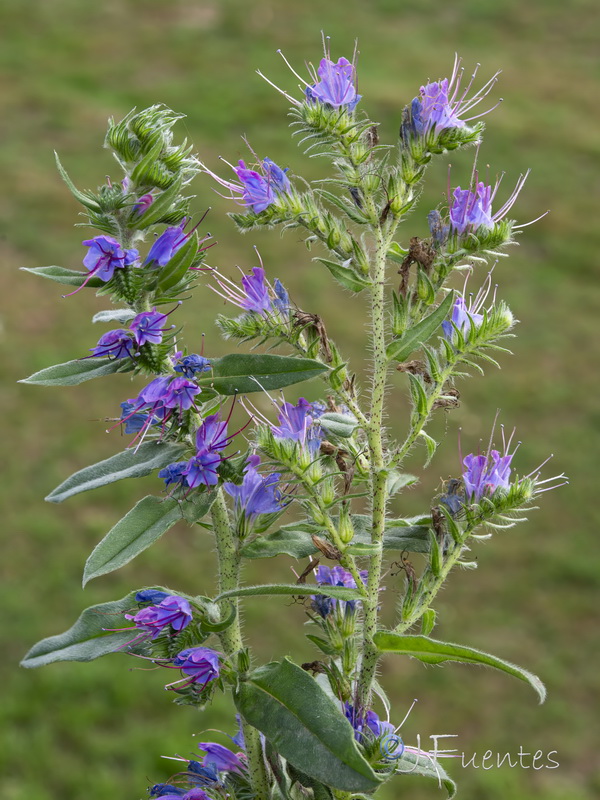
[123, 592, 192, 646]
[159, 412, 233, 490]
[119, 375, 201, 442]
[201, 156, 291, 215]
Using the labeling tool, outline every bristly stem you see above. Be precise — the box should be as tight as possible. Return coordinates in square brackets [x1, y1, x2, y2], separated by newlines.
[210, 488, 270, 798]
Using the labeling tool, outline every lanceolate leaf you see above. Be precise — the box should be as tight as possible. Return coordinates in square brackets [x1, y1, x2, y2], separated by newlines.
[82, 492, 215, 586]
[20, 265, 104, 288]
[20, 357, 133, 387]
[240, 526, 319, 559]
[92, 308, 136, 324]
[373, 633, 546, 703]
[314, 257, 371, 293]
[136, 175, 183, 229]
[318, 412, 358, 438]
[197, 353, 328, 395]
[215, 584, 362, 602]
[234, 658, 381, 792]
[46, 442, 187, 503]
[386, 291, 454, 362]
[20, 591, 163, 668]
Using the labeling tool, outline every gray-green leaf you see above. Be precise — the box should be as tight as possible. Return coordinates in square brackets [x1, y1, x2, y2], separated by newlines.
[373, 632, 546, 703]
[197, 353, 328, 395]
[235, 658, 381, 792]
[314, 258, 371, 293]
[82, 492, 215, 586]
[46, 442, 187, 503]
[391, 749, 456, 798]
[20, 591, 158, 668]
[20, 357, 133, 387]
[92, 308, 136, 324]
[215, 584, 362, 602]
[386, 291, 454, 362]
[20, 265, 104, 288]
[318, 412, 358, 438]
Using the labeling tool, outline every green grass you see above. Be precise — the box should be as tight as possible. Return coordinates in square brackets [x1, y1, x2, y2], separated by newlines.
[1, 1, 599, 798]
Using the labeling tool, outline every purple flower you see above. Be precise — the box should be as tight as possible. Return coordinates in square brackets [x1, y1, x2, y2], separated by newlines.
[119, 401, 162, 435]
[272, 397, 324, 454]
[145, 221, 188, 267]
[158, 462, 189, 488]
[124, 594, 192, 640]
[134, 193, 154, 216]
[305, 57, 361, 111]
[130, 307, 175, 346]
[174, 354, 211, 378]
[149, 783, 186, 798]
[442, 296, 484, 341]
[163, 377, 201, 412]
[186, 760, 219, 784]
[463, 450, 513, 501]
[311, 565, 368, 617]
[344, 703, 395, 742]
[201, 156, 291, 214]
[91, 329, 135, 359]
[198, 742, 245, 775]
[212, 265, 290, 318]
[64, 235, 139, 297]
[195, 413, 231, 453]
[448, 171, 530, 236]
[172, 647, 220, 686]
[224, 455, 286, 526]
[409, 57, 500, 137]
[183, 450, 221, 488]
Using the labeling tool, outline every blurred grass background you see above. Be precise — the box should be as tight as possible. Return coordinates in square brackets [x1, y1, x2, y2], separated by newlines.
[1, 0, 599, 798]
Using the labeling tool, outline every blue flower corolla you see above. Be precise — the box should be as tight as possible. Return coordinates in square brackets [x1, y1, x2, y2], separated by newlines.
[119, 401, 162, 435]
[231, 714, 245, 749]
[186, 760, 219, 784]
[212, 264, 290, 318]
[158, 461, 189, 488]
[183, 449, 221, 488]
[64, 235, 139, 297]
[344, 703, 395, 741]
[195, 413, 231, 453]
[149, 785, 186, 798]
[145, 221, 187, 267]
[124, 594, 192, 640]
[409, 57, 501, 137]
[91, 329, 135, 359]
[162, 377, 201, 412]
[223, 454, 286, 522]
[272, 397, 324, 454]
[311, 565, 368, 617]
[305, 57, 361, 111]
[171, 647, 220, 686]
[462, 450, 513, 501]
[200, 156, 291, 214]
[197, 742, 245, 775]
[442, 296, 484, 341]
[130, 307, 176, 346]
[136, 589, 169, 604]
[174, 354, 211, 378]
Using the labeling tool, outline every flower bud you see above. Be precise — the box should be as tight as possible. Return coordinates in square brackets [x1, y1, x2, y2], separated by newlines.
[338, 503, 355, 544]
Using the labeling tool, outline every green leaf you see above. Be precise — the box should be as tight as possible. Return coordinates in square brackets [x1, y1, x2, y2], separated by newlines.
[46, 442, 187, 503]
[407, 372, 428, 415]
[419, 430, 438, 467]
[421, 609, 437, 636]
[92, 308, 136, 324]
[391, 749, 456, 798]
[387, 470, 418, 496]
[318, 412, 358, 438]
[373, 633, 546, 703]
[352, 514, 431, 553]
[235, 658, 381, 792]
[82, 492, 215, 586]
[55, 152, 102, 211]
[20, 591, 158, 668]
[136, 176, 183, 229]
[240, 525, 319, 559]
[197, 353, 328, 395]
[314, 258, 371, 293]
[20, 265, 104, 288]
[215, 584, 362, 603]
[287, 763, 334, 800]
[386, 291, 454, 362]
[316, 189, 370, 225]
[156, 233, 198, 292]
[19, 357, 133, 387]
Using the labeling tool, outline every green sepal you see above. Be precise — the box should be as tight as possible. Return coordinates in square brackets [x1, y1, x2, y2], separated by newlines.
[373, 632, 546, 702]
[234, 658, 381, 792]
[82, 492, 215, 586]
[421, 608, 437, 636]
[196, 353, 328, 395]
[428, 528, 442, 577]
[21, 590, 167, 668]
[20, 356, 133, 387]
[20, 265, 104, 288]
[314, 258, 371, 293]
[407, 372, 428, 415]
[45, 442, 188, 503]
[386, 291, 454, 362]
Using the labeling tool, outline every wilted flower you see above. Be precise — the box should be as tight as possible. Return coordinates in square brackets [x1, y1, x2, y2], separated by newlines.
[90, 329, 136, 359]
[410, 56, 501, 136]
[158, 461, 189, 488]
[173, 353, 211, 378]
[201, 156, 291, 214]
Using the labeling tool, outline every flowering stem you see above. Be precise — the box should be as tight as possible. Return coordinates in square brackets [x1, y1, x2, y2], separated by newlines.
[210, 488, 270, 798]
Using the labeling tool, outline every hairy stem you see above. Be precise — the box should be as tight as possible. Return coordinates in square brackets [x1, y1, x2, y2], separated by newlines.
[210, 489, 270, 798]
